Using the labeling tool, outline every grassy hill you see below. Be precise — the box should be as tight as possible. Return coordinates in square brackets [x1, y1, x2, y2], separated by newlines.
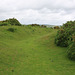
[0, 26, 75, 75]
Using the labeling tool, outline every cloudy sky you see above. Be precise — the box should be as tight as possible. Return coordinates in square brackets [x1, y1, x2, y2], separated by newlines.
[0, 0, 75, 25]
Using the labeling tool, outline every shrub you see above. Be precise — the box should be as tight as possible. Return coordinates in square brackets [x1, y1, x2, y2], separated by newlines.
[55, 29, 69, 47]
[68, 42, 75, 60]
[41, 25, 46, 28]
[0, 22, 8, 26]
[7, 18, 21, 26]
[0, 18, 21, 26]
[54, 26, 59, 29]
[55, 20, 75, 60]
[31, 24, 40, 27]
[55, 21, 75, 47]
[7, 28, 16, 32]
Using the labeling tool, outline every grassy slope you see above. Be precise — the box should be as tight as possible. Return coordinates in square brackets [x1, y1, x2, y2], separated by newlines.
[0, 26, 75, 75]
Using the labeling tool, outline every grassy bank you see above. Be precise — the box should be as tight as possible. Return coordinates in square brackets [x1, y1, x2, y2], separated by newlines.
[0, 26, 75, 75]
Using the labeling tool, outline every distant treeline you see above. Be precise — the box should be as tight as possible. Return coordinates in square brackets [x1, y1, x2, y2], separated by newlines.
[0, 18, 61, 29]
[0, 18, 47, 28]
[29, 24, 60, 29]
[30, 24, 46, 28]
[55, 21, 75, 60]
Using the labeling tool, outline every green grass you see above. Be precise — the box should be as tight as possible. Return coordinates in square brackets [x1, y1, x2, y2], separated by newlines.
[0, 26, 75, 75]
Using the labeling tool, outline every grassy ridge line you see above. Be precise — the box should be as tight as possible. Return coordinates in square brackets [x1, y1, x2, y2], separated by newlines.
[0, 26, 51, 48]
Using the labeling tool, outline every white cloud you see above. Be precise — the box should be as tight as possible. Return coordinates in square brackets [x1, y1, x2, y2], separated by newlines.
[0, 0, 75, 25]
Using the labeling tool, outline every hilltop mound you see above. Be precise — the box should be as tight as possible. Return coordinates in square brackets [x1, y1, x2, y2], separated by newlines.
[0, 18, 21, 26]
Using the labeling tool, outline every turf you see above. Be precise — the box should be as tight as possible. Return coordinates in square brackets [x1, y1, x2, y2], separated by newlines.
[0, 26, 75, 75]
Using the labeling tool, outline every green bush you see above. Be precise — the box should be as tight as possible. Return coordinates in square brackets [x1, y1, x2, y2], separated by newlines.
[68, 42, 75, 60]
[54, 26, 59, 29]
[55, 29, 69, 47]
[7, 28, 16, 32]
[0, 18, 21, 26]
[31, 24, 40, 27]
[55, 21, 75, 47]
[7, 18, 21, 26]
[0, 22, 8, 26]
[41, 25, 46, 28]
[55, 20, 75, 60]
